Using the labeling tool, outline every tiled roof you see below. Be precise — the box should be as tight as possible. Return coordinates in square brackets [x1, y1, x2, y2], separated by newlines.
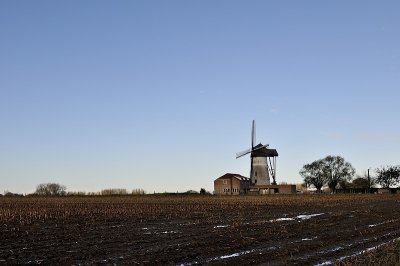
[216, 173, 249, 181]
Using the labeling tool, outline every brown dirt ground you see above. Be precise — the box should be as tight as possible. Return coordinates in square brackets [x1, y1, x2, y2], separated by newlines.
[1, 194, 400, 265]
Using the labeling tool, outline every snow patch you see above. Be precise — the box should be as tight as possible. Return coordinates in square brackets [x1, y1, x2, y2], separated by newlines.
[180, 246, 278, 265]
[275, 217, 295, 222]
[270, 213, 324, 222]
[316, 237, 400, 265]
[161, 231, 178, 234]
[26, 260, 44, 264]
[319, 246, 344, 254]
[368, 220, 392, 227]
[208, 249, 255, 261]
[213, 225, 230, 228]
[296, 213, 324, 220]
[302, 237, 317, 241]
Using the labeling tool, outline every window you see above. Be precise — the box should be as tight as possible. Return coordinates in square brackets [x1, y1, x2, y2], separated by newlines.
[223, 179, 228, 185]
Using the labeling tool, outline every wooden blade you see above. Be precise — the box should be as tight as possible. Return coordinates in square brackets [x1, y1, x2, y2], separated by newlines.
[251, 120, 256, 148]
[236, 148, 252, 159]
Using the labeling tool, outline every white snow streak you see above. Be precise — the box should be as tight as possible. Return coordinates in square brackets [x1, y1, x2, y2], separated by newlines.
[270, 213, 324, 222]
[209, 249, 255, 261]
[213, 225, 230, 228]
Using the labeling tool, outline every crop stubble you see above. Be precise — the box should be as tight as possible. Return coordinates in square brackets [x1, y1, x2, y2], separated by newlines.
[1, 194, 400, 265]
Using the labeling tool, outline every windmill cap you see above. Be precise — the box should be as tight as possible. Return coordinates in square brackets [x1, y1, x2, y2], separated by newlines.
[252, 144, 278, 157]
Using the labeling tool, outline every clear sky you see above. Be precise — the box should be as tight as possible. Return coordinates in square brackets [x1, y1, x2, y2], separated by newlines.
[1, 1, 399, 194]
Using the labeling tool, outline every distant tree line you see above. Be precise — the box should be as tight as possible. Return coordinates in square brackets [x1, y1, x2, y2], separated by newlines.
[3, 185, 210, 197]
[300, 155, 400, 193]
[26, 183, 146, 196]
[0, 191, 24, 197]
[98, 188, 145, 195]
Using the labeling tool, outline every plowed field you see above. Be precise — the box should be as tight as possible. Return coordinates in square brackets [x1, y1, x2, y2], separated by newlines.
[1, 195, 400, 265]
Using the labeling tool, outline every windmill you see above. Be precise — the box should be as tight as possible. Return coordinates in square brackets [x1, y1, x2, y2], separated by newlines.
[236, 120, 278, 186]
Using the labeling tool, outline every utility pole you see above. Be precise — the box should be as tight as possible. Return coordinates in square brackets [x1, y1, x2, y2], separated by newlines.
[367, 168, 370, 194]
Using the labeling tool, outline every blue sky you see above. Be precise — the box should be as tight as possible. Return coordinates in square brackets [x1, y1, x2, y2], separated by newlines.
[1, 1, 399, 193]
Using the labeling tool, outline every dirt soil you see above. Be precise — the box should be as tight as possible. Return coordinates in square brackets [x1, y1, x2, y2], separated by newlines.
[1, 194, 400, 265]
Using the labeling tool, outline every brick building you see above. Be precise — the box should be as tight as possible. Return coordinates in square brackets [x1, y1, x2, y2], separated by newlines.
[213, 173, 250, 195]
[214, 173, 296, 195]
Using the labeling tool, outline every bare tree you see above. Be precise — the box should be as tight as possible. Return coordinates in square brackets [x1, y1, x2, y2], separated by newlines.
[300, 160, 327, 193]
[375, 165, 400, 189]
[35, 183, 66, 196]
[300, 155, 355, 193]
[321, 155, 355, 193]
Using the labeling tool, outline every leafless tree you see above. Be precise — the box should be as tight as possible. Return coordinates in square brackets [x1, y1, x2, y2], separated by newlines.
[375, 165, 400, 189]
[300, 155, 355, 193]
[35, 183, 66, 196]
[300, 160, 327, 193]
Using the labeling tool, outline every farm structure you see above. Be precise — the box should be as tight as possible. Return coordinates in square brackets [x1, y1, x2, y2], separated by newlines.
[213, 173, 250, 195]
[214, 173, 296, 195]
[221, 120, 296, 195]
[247, 184, 296, 195]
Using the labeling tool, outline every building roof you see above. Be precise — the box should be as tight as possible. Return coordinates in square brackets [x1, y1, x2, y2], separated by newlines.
[252, 143, 278, 157]
[215, 173, 249, 181]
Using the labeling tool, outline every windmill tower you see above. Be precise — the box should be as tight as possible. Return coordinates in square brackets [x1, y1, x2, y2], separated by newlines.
[236, 120, 278, 186]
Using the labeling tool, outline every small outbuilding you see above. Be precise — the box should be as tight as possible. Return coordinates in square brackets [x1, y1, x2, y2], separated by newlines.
[247, 184, 296, 195]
